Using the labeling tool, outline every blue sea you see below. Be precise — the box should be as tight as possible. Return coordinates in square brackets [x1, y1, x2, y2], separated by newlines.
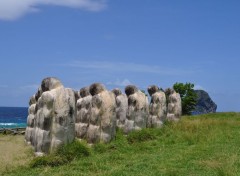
[0, 107, 28, 129]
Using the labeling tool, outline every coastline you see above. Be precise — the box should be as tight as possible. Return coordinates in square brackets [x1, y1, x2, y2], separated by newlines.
[0, 127, 26, 135]
[0, 123, 27, 129]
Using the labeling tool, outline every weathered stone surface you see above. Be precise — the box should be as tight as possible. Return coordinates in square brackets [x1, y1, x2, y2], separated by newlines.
[89, 83, 106, 96]
[125, 85, 138, 97]
[35, 87, 42, 101]
[147, 85, 159, 96]
[165, 88, 182, 121]
[74, 90, 80, 103]
[41, 77, 62, 92]
[75, 87, 92, 139]
[124, 85, 149, 134]
[26, 77, 76, 155]
[112, 88, 128, 129]
[148, 85, 167, 128]
[80, 87, 91, 97]
[112, 88, 122, 97]
[87, 83, 116, 143]
[25, 95, 36, 145]
[193, 90, 217, 115]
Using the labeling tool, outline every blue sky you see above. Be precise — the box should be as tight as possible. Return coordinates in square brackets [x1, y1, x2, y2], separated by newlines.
[0, 0, 239, 112]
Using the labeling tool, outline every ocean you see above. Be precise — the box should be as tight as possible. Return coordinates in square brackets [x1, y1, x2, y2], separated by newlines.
[0, 107, 28, 129]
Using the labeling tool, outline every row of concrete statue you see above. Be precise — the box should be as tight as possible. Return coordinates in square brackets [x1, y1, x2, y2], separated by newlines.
[25, 77, 181, 155]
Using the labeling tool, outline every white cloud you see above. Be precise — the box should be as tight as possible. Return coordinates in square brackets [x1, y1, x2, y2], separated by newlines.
[67, 61, 194, 76]
[107, 79, 132, 87]
[0, 0, 107, 20]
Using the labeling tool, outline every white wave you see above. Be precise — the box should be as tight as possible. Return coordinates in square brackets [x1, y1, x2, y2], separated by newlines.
[0, 123, 26, 127]
[0, 123, 18, 126]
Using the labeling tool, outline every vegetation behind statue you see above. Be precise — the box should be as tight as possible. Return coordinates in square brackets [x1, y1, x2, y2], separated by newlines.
[173, 82, 197, 115]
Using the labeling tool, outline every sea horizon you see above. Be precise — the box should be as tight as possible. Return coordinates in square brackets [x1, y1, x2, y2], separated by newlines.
[0, 107, 28, 129]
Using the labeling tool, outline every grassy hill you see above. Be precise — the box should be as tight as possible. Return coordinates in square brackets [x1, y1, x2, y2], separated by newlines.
[2, 112, 240, 176]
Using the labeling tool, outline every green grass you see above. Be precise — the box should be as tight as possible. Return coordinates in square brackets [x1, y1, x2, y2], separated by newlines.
[3, 112, 240, 176]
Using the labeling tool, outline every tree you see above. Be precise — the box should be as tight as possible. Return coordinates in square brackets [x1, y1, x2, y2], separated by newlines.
[173, 82, 197, 115]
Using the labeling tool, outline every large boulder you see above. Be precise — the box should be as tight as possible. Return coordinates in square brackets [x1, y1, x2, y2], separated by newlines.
[26, 77, 76, 155]
[112, 88, 128, 129]
[75, 87, 92, 139]
[124, 85, 149, 134]
[147, 85, 167, 128]
[165, 88, 182, 121]
[193, 90, 217, 115]
[87, 83, 116, 143]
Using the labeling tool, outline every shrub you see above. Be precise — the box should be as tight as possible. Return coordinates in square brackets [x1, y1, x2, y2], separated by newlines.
[30, 140, 90, 168]
[56, 140, 90, 160]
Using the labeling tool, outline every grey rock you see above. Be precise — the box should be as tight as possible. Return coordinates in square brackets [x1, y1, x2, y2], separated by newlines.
[193, 90, 217, 115]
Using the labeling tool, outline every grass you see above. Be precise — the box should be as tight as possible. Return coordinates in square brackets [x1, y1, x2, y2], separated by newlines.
[0, 134, 33, 173]
[2, 112, 240, 176]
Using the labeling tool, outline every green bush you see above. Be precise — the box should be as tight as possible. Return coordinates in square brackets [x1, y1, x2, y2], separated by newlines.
[173, 82, 197, 115]
[30, 140, 90, 168]
[56, 140, 90, 160]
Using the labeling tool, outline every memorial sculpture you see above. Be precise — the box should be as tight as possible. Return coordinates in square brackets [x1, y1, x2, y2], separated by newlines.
[25, 77, 76, 155]
[75, 87, 92, 139]
[112, 88, 128, 129]
[26, 77, 183, 154]
[165, 88, 182, 121]
[86, 83, 116, 143]
[124, 85, 149, 134]
[148, 85, 167, 128]
[25, 95, 37, 145]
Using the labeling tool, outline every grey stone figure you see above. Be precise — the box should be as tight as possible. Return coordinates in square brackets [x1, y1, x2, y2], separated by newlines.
[124, 85, 149, 134]
[87, 83, 116, 143]
[165, 88, 182, 121]
[26, 77, 76, 155]
[148, 85, 167, 128]
[112, 88, 128, 129]
[75, 87, 92, 140]
[25, 95, 36, 145]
